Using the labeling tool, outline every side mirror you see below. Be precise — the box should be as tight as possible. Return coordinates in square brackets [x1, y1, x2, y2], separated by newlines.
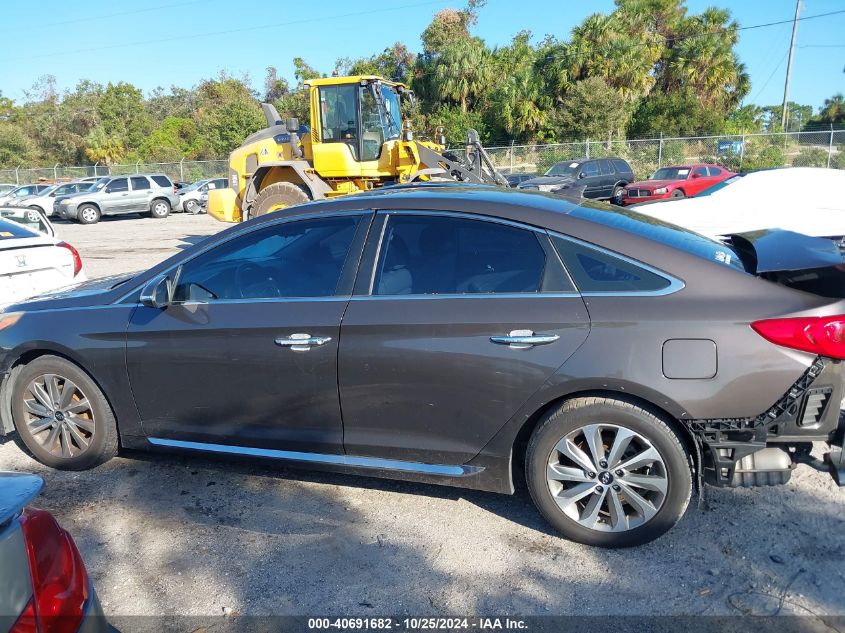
[578, 172, 586, 179]
[692, 173, 701, 179]
[140, 274, 171, 309]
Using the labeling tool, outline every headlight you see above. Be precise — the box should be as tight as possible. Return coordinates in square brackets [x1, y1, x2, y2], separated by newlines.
[654, 187, 668, 194]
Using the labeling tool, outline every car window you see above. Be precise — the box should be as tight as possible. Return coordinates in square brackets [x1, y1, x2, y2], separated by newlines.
[598, 160, 614, 176]
[150, 175, 172, 188]
[612, 159, 630, 174]
[0, 217, 39, 239]
[107, 178, 128, 193]
[130, 176, 151, 191]
[552, 237, 672, 293]
[707, 166, 721, 177]
[172, 216, 360, 302]
[579, 162, 600, 178]
[692, 167, 708, 178]
[214, 178, 228, 189]
[373, 215, 546, 296]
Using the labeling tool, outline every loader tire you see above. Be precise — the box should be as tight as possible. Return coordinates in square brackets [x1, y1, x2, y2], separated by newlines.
[250, 182, 310, 219]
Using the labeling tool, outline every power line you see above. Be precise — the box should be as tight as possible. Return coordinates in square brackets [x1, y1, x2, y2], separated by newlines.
[6, 0, 450, 63]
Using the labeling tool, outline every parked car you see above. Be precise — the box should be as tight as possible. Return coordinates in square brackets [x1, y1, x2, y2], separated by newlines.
[621, 164, 735, 205]
[177, 177, 228, 214]
[55, 174, 180, 224]
[503, 173, 536, 188]
[518, 157, 633, 202]
[1, 187, 844, 548]
[634, 167, 845, 240]
[0, 472, 108, 633]
[0, 184, 52, 206]
[0, 213, 85, 308]
[0, 184, 17, 195]
[9, 181, 95, 216]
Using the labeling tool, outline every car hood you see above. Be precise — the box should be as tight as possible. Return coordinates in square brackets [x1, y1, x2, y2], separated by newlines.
[3, 272, 138, 312]
[636, 195, 845, 240]
[520, 176, 575, 188]
[627, 179, 678, 190]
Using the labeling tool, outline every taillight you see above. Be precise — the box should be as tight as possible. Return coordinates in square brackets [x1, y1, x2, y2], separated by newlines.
[18, 508, 90, 633]
[10, 599, 37, 633]
[751, 316, 845, 360]
[57, 242, 82, 277]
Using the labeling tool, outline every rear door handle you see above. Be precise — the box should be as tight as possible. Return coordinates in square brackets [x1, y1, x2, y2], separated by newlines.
[490, 329, 560, 350]
[275, 333, 332, 351]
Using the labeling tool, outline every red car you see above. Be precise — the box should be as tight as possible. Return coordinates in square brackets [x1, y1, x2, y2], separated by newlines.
[621, 163, 735, 205]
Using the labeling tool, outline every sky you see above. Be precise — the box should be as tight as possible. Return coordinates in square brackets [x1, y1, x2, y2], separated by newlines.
[0, 0, 843, 112]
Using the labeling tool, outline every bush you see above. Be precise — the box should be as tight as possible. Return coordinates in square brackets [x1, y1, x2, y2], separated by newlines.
[791, 147, 830, 168]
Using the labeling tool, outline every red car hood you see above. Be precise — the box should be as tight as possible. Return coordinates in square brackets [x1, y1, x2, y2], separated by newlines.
[626, 179, 678, 190]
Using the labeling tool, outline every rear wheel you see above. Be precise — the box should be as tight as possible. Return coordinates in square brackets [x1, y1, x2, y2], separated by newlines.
[251, 182, 310, 219]
[150, 198, 171, 218]
[11, 355, 118, 470]
[611, 185, 626, 205]
[670, 189, 685, 199]
[184, 199, 200, 214]
[526, 396, 692, 547]
[77, 204, 100, 225]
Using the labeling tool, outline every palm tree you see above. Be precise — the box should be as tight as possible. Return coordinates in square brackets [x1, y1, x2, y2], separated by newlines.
[820, 94, 845, 125]
[434, 38, 493, 113]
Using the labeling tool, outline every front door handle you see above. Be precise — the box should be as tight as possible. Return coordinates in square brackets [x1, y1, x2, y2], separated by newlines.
[490, 329, 560, 350]
[275, 333, 332, 351]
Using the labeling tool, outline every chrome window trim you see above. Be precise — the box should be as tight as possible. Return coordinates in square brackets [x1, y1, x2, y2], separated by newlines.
[548, 230, 686, 297]
[351, 292, 579, 301]
[167, 296, 351, 307]
[115, 209, 371, 304]
[148, 437, 481, 477]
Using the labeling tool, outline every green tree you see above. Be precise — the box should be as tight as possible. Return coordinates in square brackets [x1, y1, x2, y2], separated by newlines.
[84, 127, 125, 165]
[433, 37, 493, 113]
[818, 94, 845, 126]
[550, 76, 632, 141]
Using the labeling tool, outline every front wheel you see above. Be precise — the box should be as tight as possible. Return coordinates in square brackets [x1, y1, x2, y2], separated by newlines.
[150, 199, 171, 218]
[250, 182, 310, 219]
[670, 189, 685, 199]
[526, 397, 692, 547]
[11, 355, 118, 470]
[77, 204, 100, 225]
[184, 199, 200, 215]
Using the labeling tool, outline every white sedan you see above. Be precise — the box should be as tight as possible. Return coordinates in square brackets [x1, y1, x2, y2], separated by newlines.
[0, 208, 86, 308]
[634, 167, 845, 239]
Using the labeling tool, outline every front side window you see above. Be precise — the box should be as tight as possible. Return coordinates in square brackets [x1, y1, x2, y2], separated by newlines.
[320, 85, 358, 143]
[580, 162, 600, 178]
[692, 167, 708, 178]
[552, 236, 671, 294]
[107, 178, 128, 193]
[130, 176, 151, 190]
[373, 215, 546, 296]
[172, 216, 360, 302]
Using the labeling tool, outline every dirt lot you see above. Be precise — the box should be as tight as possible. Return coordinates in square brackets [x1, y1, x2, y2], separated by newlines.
[1, 212, 844, 622]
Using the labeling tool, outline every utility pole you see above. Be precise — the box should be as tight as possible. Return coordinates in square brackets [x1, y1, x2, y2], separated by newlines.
[781, 0, 801, 130]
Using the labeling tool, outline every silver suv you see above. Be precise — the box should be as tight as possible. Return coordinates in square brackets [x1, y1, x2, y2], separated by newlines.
[55, 174, 180, 224]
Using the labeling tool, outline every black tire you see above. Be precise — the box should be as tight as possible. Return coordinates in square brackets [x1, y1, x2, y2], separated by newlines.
[526, 396, 692, 548]
[611, 185, 626, 205]
[10, 355, 118, 471]
[184, 199, 200, 215]
[150, 198, 171, 218]
[77, 204, 100, 225]
[670, 189, 685, 199]
[250, 182, 310, 219]
[27, 205, 44, 214]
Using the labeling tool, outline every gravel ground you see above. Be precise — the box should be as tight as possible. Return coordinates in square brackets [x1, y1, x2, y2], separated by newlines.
[1, 212, 844, 621]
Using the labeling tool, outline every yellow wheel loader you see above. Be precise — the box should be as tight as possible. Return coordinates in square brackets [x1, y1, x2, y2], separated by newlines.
[207, 75, 507, 223]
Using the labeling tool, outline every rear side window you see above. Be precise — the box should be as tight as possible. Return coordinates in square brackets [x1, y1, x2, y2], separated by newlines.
[692, 167, 708, 177]
[612, 159, 630, 174]
[552, 236, 672, 293]
[707, 166, 722, 177]
[150, 175, 172, 188]
[130, 176, 151, 190]
[373, 215, 546, 295]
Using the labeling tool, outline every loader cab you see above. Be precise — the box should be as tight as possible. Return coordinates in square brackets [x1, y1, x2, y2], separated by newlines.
[309, 76, 405, 178]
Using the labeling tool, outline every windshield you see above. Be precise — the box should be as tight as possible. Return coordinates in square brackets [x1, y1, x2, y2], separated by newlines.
[182, 180, 210, 192]
[694, 174, 744, 197]
[545, 162, 581, 177]
[380, 84, 402, 141]
[651, 167, 691, 180]
[92, 178, 109, 190]
[0, 208, 50, 235]
[0, 216, 40, 239]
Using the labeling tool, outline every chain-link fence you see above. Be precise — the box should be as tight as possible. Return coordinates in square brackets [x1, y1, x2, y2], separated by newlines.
[0, 160, 228, 186]
[0, 130, 842, 185]
[482, 130, 845, 179]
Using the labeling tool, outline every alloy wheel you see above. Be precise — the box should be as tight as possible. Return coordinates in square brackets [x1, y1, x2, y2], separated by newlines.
[81, 208, 97, 223]
[546, 423, 668, 533]
[22, 374, 96, 458]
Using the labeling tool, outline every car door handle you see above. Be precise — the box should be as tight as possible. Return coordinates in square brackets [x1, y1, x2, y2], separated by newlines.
[490, 329, 560, 349]
[275, 333, 332, 351]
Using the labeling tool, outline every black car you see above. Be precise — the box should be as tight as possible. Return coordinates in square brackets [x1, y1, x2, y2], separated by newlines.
[504, 173, 536, 188]
[518, 157, 634, 203]
[1, 187, 845, 548]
